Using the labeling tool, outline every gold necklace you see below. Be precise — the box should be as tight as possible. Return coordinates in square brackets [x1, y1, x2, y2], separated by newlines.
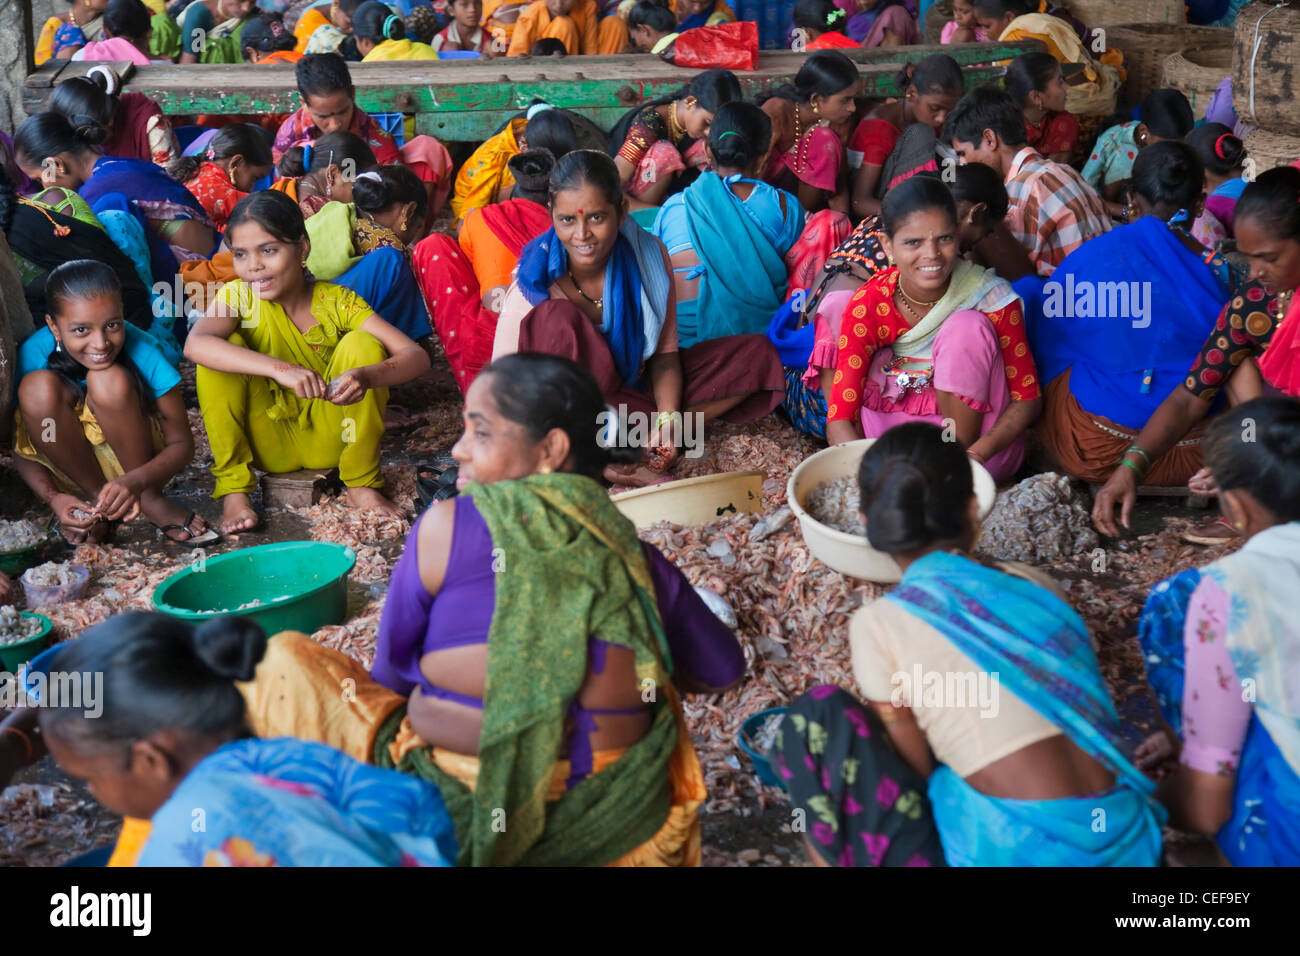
[897, 277, 942, 308]
[791, 103, 806, 174]
[665, 101, 685, 143]
[1277, 289, 1293, 324]
[567, 271, 603, 310]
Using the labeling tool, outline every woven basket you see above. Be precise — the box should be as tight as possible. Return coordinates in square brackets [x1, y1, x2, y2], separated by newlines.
[1243, 128, 1300, 172]
[924, 0, 953, 44]
[1104, 23, 1232, 108]
[1233, 1, 1300, 137]
[1163, 46, 1234, 121]
[1066, 0, 1184, 28]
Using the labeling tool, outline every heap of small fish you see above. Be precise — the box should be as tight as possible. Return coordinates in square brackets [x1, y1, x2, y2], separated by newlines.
[976, 472, 1099, 563]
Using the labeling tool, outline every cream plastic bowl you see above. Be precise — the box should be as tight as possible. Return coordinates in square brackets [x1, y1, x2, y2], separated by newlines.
[612, 470, 766, 530]
[787, 439, 996, 583]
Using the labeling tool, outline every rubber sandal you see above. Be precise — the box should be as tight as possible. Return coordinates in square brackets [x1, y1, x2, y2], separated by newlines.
[1181, 515, 1238, 546]
[416, 458, 460, 509]
[155, 512, 222, 548]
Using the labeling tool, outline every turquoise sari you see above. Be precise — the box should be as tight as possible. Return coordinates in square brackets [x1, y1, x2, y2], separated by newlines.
[655, 172, 803, 348]
[889, 551, 1166, 866]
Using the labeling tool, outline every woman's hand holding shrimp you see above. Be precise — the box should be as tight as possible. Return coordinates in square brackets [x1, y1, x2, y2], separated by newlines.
[52, 493, 100, 533]
[94, 475, 144, 522]
[272, 362, 328, 400]
[326, 367, 369, 405]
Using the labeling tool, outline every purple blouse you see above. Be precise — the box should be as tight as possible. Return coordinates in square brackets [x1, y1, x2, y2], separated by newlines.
[371, 495, 745, 698]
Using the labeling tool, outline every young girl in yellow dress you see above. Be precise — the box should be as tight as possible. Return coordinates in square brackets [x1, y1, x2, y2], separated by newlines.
[184, 190, 430, 534]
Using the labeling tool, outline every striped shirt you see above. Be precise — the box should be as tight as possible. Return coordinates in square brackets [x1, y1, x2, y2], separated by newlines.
[1004, 147, 1111, 278]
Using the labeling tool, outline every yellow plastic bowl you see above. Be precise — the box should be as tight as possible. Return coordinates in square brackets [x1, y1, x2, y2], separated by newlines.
[787, 439, 996, 583]
[612, 470, 766, 530]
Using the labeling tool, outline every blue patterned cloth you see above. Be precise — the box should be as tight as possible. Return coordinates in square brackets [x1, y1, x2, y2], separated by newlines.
[136, 737, 457, 867]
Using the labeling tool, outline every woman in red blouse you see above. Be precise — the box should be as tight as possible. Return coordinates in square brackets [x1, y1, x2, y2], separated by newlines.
[170, 125, 275, 232]
[848, 54, 963, 220]
[1006, 52, 1079, 166]
[824, 176, 1041, 482]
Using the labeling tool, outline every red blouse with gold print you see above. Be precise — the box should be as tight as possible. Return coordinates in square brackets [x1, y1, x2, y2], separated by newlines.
[826, 269, 1039, 423]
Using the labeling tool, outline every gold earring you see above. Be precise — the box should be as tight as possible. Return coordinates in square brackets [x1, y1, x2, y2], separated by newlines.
[228, 167, 238, 187]
[811, 100, 820, 116]
[399, 215, 409, 232]
[538, 464, 553, 475]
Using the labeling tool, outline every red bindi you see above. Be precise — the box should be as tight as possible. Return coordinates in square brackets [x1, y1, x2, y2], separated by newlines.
[577, 208, 584, 215]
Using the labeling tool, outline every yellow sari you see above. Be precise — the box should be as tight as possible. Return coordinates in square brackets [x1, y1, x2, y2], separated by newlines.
[449, 117, 525, 220]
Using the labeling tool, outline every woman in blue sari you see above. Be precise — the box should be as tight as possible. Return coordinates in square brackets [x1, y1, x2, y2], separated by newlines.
[652, 102, 804, 349]
[14, 112, 218, 287]
[777, 422, 1165, 866]
[1137, 397, 1300, 866]
[0, 612, 456, 868]
[1022, 141, 1238, 486]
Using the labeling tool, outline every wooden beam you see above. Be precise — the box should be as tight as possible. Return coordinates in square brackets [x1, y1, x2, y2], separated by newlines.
[24, 41, 1043, 141]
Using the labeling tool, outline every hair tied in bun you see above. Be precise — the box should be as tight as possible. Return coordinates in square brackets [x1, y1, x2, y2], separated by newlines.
[1214, 133, 1231, 160]
[86, 65, 119, 97]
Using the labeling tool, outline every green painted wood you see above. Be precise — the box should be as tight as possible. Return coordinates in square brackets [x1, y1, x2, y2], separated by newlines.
[24, 41, 1043, 141]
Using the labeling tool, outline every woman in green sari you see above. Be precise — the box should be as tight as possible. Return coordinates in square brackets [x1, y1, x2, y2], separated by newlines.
[235, 352, 745, 865]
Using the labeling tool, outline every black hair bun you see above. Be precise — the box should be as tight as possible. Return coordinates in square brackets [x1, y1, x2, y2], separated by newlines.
[71, 115, 109, 147]
[193, 616, 268, 682]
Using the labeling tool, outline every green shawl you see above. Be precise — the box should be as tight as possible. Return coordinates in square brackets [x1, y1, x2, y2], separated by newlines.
[149, 14, 182, 60]
[305, 201, 362, 280]
[375, 473, 679, 866]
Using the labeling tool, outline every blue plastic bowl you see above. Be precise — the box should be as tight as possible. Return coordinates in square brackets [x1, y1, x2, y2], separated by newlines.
[738, 706, 790, 790]
[438, 50, 481, 59]
[21, 640, 68, 704]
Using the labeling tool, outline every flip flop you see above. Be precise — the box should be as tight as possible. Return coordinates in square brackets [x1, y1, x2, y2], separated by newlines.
[416, 462, 460, 509]
[1181, 515, 1238, 546]
[155, 512, 223, 548]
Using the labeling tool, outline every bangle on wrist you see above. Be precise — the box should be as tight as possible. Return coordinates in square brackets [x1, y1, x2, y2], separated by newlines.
[1126, 444, 1152, 466]
[655, 411, 676, 430]
[1120, 458, 1145, 478]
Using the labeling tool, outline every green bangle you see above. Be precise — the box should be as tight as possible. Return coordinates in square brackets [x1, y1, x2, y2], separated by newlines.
[1120, 459, 1145, 477]
[1126, 445, 1151, 465]
[656, 411, 676, 429]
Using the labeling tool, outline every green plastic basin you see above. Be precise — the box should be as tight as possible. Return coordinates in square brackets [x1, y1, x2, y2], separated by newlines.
[152, 541, 357, 636]
[0, 613, 53, 671]
[0, 538, 48, 576]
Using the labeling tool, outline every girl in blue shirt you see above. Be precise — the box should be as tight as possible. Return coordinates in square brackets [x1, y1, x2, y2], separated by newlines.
[13, 259, 217, 547]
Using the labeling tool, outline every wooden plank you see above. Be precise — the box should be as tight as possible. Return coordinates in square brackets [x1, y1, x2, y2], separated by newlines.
[25, 40, 1042, 140]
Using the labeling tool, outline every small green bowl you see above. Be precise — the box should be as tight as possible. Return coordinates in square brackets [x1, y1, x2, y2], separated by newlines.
[0, 537, 49, 576]
[152, 541, 357, 636]
[0, 612, 54, 671]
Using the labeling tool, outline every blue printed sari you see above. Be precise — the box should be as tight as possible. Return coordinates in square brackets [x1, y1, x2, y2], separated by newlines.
[136, 737, 457, 867]
[889, 551, 1166, 866]
[1139, 523, 1300, 865]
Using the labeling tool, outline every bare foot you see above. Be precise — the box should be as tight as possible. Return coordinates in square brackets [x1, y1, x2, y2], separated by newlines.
[345, 485, 405, 517]
[220, 492, 260, 535]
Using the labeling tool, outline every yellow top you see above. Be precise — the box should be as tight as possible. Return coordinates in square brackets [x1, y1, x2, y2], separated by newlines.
[363, 37, 441, 61]
[450, 117, 524, 220]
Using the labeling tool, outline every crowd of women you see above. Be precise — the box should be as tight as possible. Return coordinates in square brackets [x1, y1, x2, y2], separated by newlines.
[0, 0, 1296, 868]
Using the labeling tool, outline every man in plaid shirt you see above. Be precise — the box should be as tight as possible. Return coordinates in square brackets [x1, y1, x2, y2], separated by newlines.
[944, 86, 1110, 277]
